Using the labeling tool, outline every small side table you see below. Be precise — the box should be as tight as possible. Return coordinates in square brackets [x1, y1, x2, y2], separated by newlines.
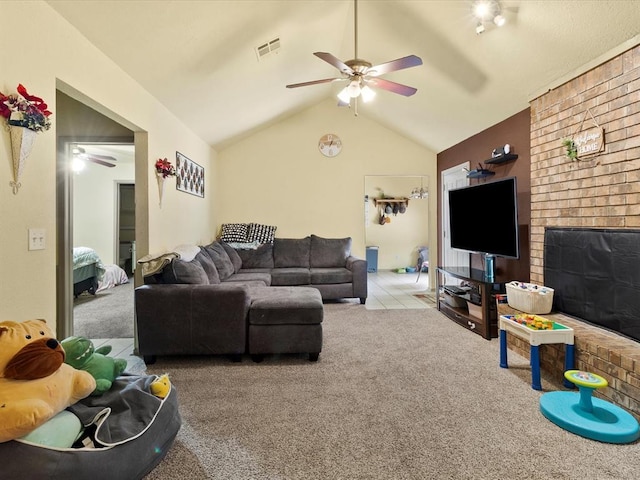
[499, 315, 575, 390]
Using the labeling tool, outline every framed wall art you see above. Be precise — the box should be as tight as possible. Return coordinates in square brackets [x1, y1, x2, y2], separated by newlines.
[175, 151, 204, 198]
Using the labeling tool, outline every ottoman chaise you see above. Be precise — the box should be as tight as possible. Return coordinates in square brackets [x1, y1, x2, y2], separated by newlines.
[248, 287, 323, 362]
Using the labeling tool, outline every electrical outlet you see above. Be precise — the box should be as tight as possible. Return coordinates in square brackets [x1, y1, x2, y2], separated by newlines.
[28, 228, 45, 251]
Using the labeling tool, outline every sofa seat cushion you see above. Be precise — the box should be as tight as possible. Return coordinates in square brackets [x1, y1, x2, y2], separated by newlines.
[310, 235, 352, 267]
[223, 272, 271, 286]
[310, 267, 352, 285]
[249, 287, 323, 325]
[270, 268, 310, 286]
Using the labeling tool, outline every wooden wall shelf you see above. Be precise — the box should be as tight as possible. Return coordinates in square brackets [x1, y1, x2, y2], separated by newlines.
[484, 153, 518, 165]
[373, 197, 410, 206]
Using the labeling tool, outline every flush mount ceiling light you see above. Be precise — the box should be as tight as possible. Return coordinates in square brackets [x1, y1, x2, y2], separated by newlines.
[472, 0, 506, 34]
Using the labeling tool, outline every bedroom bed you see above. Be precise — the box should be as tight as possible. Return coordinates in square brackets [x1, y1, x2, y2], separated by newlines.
[73, 247, 106, 298]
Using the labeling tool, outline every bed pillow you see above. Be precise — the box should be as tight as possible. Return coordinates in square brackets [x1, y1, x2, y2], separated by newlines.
[220, 223, 249, 243]
[247, 223, 277, 244]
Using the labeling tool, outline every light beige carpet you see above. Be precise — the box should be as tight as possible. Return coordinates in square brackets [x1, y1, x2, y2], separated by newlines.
[144, 303, 639, 480]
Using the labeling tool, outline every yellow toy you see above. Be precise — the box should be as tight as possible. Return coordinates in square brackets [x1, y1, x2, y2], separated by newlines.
[0, 319, 96, 443]
[150, 373, 171, 399]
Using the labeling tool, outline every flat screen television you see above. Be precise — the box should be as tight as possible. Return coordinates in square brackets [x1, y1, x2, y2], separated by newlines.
[448, 176, 520, 259]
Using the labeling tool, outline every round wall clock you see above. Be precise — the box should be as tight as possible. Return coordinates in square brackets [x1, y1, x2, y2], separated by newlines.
[318, 134, 342, 157]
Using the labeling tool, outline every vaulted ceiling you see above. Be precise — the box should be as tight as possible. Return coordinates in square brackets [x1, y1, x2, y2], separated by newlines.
[47, 0, 640, 153]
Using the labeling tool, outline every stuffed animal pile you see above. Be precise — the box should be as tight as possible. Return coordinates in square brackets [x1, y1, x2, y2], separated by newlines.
[0, 319, 96, 443]
[60, 336, 127, 396]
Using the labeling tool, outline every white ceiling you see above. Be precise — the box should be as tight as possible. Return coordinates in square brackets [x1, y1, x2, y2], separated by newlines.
[47, 0, 640, 153]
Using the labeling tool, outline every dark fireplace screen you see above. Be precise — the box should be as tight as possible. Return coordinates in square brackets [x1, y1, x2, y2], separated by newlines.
[544, 227, 640, 342]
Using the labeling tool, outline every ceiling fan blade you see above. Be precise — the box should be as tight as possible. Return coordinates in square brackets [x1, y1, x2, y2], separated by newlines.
[88, 158, 116, 168]
[87, 153, 117, 161]
[314, 52, 354, 75]
[367, 77, 418, 96]
[286, 77, 343, 89]
[367, 55, 423, 76]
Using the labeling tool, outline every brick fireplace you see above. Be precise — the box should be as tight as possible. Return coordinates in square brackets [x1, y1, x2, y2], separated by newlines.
[528, 44, 640, 419]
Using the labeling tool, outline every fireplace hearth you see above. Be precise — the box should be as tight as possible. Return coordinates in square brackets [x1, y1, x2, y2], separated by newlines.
[544, 227, 640, 343]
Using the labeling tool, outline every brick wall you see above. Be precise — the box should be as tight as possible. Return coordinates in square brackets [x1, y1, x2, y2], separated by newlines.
[524, 44, 640, 420]
[530, 45, 640, 282]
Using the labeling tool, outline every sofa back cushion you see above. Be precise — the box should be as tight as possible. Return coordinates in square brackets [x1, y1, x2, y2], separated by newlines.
[196, 249, 221, 284]
[310, 235, 352, 267]
[163, 257, 209, 284]
[274, 237, 311, 268]
[237, 243, 274, 269]
[221, 243, 243, 273]
[202, 241, 235, 280]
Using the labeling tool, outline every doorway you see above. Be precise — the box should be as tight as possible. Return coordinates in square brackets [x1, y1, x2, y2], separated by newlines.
[441, 163, 470, 280]
[117, 183, 136, 275]
[364, 175, 430, 290]
[70, 143, 136, 338]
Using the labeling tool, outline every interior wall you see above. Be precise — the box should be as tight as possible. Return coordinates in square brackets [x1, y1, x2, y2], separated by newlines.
[437, 109, 532, 283]
[216, 99, 438, 285]
[0, 1, 216, 330]
[73, 155, 135, 265]
[364, 176, 429, 270]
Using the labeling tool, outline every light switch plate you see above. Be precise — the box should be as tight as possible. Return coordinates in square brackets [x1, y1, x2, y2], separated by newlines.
[28, 228, 45, 251]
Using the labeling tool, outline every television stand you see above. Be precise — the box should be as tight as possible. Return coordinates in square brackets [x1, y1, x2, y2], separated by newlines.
[436, 266, 506, 340]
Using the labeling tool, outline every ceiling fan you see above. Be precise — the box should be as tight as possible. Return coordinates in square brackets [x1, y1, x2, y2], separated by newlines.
[72, 146, 117, 168]
[286, 0, 423, 114]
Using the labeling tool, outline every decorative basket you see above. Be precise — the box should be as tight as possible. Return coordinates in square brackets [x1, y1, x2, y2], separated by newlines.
[505, 281, 554, 314]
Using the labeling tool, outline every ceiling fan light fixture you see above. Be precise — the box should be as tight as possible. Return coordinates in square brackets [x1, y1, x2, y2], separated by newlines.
[360, 85, 376, 103]
[347, 79, 361, 98]
[72, 157, 86, 173]
[472, 0, 505, 31]
[472, 0, 493, 19]
[337, 87, 351, 104]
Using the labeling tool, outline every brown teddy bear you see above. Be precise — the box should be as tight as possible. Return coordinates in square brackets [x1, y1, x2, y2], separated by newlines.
[0, 319, 96, 443]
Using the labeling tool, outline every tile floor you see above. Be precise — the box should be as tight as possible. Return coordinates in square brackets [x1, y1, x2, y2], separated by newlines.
[365, 269, 433, 310]
[101, 269, 436, 371]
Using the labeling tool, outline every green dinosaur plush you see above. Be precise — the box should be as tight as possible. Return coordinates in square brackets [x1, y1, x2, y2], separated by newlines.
[60, 336, 127, 396]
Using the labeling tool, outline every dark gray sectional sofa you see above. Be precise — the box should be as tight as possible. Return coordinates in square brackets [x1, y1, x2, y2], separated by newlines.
[134, 235, 367, 363]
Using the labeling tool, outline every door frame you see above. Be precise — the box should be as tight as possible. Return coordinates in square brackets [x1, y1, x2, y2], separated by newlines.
[56, 136, 135, 339]
[441, 163, 470, 273]
[115, 181, 136, 274]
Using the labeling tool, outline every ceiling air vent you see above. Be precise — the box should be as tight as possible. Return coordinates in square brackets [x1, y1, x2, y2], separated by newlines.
[255, 37, 281, 61]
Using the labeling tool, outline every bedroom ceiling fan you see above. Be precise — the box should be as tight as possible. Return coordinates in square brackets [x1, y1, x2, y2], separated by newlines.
[72, 146, 118, 169]
[286, 0, 423, 114]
